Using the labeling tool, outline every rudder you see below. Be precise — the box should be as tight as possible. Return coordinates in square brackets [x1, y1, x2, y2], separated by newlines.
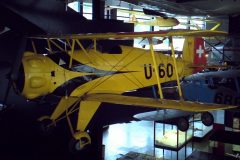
[182, 37, 207, 73]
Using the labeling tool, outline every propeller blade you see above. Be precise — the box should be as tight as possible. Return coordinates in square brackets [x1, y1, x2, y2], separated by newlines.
[11, 36, 27, 81]
[2, 36, 27, 106]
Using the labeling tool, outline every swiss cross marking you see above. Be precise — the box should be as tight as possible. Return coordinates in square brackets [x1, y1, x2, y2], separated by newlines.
[196, 45, 204, 58]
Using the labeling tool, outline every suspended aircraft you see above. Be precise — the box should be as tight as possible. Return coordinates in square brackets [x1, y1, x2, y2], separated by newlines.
[122, 0, 240, 17]
[111, 7, 180, 27]
[135, 68, 240, 128]
[182, 68, 240, 106]
[5, 29, 236, 152]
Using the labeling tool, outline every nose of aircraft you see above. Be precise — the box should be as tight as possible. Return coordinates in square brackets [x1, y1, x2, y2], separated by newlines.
[20, 55, 54, 99]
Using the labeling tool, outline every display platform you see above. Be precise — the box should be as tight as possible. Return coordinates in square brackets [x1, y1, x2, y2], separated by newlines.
[117, 151, 162, 160]
[156, 130, 192, 149]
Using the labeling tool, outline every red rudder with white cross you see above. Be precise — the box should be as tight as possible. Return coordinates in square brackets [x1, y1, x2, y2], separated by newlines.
[182, 37, 207, 73]
[194, 38, 206, 73]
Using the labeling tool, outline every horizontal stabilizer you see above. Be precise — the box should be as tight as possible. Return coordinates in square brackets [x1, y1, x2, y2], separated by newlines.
[82, 93, 236, 112]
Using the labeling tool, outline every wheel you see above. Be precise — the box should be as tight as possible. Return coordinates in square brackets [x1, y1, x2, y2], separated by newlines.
[201, 112, 214, 126]
[69, 132, 91, 153]
[177, 117, 189, 132]
[37, 117, 55, 136]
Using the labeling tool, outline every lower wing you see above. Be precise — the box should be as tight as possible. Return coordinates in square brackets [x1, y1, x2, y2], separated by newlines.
[82, 93, 237, 112]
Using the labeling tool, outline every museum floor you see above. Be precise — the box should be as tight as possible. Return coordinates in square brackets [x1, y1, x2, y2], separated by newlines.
[103, 121, 238, 160]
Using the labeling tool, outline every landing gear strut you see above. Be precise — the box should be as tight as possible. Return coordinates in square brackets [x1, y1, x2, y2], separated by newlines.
[37, 116, 56, 136]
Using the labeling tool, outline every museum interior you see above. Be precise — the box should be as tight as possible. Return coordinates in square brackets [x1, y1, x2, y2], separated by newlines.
[0, 0, 240, 160]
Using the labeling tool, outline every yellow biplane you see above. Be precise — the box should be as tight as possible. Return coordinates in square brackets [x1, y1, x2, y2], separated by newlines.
[13, 29, 235, 152]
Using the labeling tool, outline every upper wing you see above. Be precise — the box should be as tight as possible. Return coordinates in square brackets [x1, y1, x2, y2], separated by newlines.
[82, 93, 236, 112]
[30, 30, 227, 40]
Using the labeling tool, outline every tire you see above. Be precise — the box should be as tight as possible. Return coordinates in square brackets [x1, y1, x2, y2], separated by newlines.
[177, 117, 189, 132]
[201, 112, 214, 126]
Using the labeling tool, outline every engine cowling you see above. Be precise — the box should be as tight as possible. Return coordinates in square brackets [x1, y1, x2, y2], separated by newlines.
[16, 52, 66, 99]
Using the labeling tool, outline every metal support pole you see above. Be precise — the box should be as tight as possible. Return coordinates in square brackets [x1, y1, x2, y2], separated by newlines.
[78, 0, 83, 15]
[154, 121, 156, 156]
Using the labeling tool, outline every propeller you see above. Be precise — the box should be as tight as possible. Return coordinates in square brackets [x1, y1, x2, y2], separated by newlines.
[1, 36, 27, 110]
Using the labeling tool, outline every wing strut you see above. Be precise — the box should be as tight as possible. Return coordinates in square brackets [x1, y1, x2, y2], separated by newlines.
[75, 39, 95, 64]
[47, 39, 53, 53]
[31, 39, 37, 54]
[169, 36, 183, 98]
[69, 39, 76, 68]
[48, 39, 65, 52]
[148, 38, 164, 99]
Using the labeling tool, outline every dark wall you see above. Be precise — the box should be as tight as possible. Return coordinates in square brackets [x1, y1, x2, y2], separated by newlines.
[229, 15, 240, 35]
[0, 0, 134, 35]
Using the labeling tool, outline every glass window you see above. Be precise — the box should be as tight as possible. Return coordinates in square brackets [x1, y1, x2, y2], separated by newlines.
[117, 9, 131, 21]
[83, 2, 92, 20]
[68, 1, 80, 12]
[68, 2, 92, 19]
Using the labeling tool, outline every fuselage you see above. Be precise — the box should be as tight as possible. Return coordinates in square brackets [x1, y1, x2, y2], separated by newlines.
[182, 69, 240, 106]
[18, 45, 193, 99]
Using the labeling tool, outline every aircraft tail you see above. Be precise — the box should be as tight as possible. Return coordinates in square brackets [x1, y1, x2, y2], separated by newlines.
[182, 37, 207, 73]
